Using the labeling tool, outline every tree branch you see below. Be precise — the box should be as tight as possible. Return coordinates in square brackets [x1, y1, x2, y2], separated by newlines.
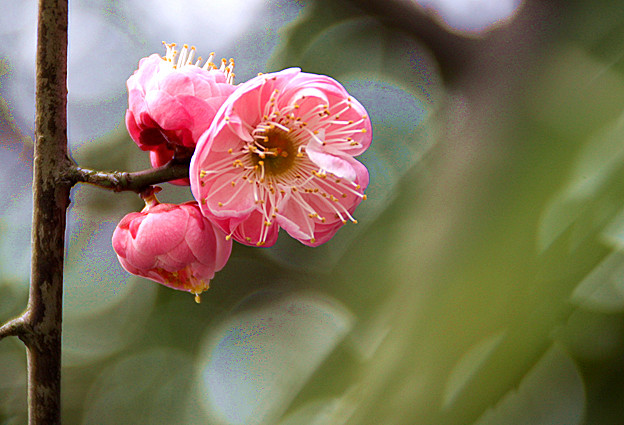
[27, 0, 70, 423]
[0, 313, 32, 341]
[66, 158, 191, 192]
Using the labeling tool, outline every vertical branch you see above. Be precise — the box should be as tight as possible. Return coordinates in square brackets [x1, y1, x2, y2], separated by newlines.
[27, 0, 70, 423]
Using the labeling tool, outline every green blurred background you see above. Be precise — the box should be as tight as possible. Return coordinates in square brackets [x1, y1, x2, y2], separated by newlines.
[3, 0, 624, 423]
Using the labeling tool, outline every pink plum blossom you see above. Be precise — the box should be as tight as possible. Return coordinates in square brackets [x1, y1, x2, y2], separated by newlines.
[112, 190, 232, 302]
[125, 42, 237, 184]
[190, 68, 372, 247]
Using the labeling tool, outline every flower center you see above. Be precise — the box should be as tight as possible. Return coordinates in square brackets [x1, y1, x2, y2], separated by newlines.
[248, 127, 297, 176]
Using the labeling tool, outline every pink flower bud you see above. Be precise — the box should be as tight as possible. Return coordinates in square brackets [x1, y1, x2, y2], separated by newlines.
[125, 42, 237, 184]
[190, 68, 371, 247]
[112, 194, 232, 302]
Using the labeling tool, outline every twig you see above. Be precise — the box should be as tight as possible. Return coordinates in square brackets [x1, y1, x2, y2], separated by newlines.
[0, 314, 32, 341]
[66, 158, 191, 193]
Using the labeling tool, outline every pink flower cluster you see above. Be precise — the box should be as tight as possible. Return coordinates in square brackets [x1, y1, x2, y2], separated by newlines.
[112, 42, 372, 300]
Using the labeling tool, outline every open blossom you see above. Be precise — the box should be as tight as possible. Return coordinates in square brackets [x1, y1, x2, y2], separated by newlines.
[190, 68, 372, 247]
[125, 42, 237, 184]
[112, 191, 232, 302]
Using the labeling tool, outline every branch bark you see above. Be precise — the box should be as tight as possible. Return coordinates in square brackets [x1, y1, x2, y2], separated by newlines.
[0, 314, 32, 341]
[25, 0, 70, 423]
[67, 158, 191, 193]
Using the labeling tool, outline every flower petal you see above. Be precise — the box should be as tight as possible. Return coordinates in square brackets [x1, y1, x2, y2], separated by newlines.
[306, 144, 357, 182]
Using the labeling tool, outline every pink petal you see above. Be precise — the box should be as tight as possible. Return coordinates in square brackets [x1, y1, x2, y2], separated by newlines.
[231, 209, 279, 247]
[130, 54, 162, 91]
[306, 144, 357, 182]
[125, 110, 144, 149]
[274, 194, 315, 242]
[159, 72, 195, 97]
[134, 208, 188, 253]
[144, 90, 193, 131]
[111, 226, 129, 257]
[195, 157, 257, 217]
[125, 241, 158, 270]
[164, 239, 195, 265]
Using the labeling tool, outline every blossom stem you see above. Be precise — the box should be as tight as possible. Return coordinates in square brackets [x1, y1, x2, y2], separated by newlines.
[67, 159, 190, 193]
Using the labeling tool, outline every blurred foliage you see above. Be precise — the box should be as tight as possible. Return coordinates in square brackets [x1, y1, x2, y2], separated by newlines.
[4, 0, 624, 424]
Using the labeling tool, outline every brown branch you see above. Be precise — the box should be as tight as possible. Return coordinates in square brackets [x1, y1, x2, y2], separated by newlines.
[0, 313, 32, 341]
[27, 0, 70, 423]
[66, 158, 191, 193]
